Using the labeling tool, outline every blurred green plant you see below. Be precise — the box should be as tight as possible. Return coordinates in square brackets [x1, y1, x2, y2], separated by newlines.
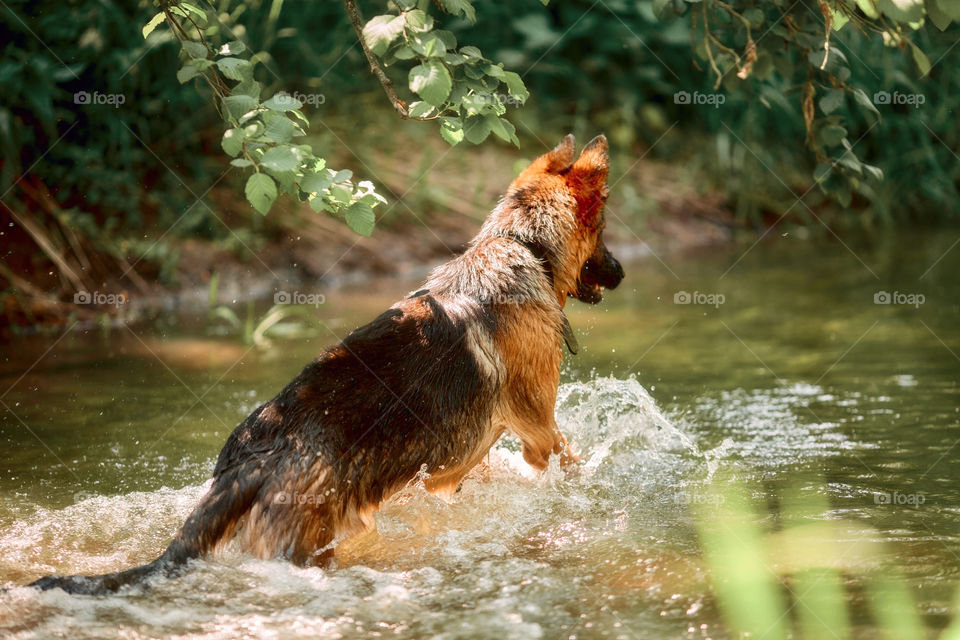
[205, 271, 323, 346]
[693, 474, 944, 639]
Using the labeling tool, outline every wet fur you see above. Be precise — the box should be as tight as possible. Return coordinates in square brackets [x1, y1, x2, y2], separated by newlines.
[28, 134, 624, 594]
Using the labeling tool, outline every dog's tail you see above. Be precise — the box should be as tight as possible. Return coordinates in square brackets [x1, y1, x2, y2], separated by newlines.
[27, 467, 261, 595]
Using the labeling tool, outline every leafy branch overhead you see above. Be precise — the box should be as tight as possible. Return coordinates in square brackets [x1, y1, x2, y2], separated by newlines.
[654, 0, 956, 207]
[347, 0, 529, 146]
[142, 0, 953, 231]
[143, 0, 529, 232]
[143, 2, 385, 234]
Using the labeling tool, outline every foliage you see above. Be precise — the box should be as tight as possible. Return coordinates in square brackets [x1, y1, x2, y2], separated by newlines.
[452, 0, 960, 222]
[145, 2, 386, 234]
[1, 0, 958, 296]
[353, 0, 531, 146]
[654, 0, 959, 214]
[137, 0, 532, 229]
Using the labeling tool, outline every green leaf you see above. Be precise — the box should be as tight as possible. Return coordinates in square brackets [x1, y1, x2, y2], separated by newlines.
[837, 150, 863, 174]
[909, 41, 931, 76]
[232, 79, 262, 101]
[856, 0, 881, 18]
[179, 3, 207, 25]
[260, 146, 300, 172]
[182, 41, 208, 60]
[501, 71, 529, 102]
[262, 113, 296, 144]
[460, 45, 482, 59]
[404, 9, 432, 32]
[300, 171, 333, 193]
[330, 184, 352, 203]
[743, 8, 765, 28]
[819, 125, 847, 147]
[876, 0, 924, 22]
[412, 32, 448, 58]
[176, 65, 201, 84]
[439, 0, 476, 22]
[222, 128, 244, 157]
[440, 117, 464, 146]
[407, 101, 435, 118]
[245, 173, 277, 214]
[814, 162, 833, 183]
[309, 197, 332, 213]
[333, 169, 353, 182]
[652, 0, 671, 17]
[819, 89, 845, 115]
[222, 94, 258, 121]
[463, 115, 491, 144]
[434, 30, 458, 50]
[216, 57, 252, 81]
[863, 164, 884, 181]
[484, 63, 505, 79]
[926, 0, 953, 29]
[363, 14, 406, 56]
[852, 87, 881, 119]
[142, 13, 165, 39]
[486, 113, 516, 143]
[409, 60, 453, 107]
[345, 201, 376, 236]
[263, 92, 301, 111]
[218, 41, 247, 56]
[934, 0, 960, 20]
[395, 45, 416, 60]
[230, 158, 253, 168]
[827, 4, 850, 31]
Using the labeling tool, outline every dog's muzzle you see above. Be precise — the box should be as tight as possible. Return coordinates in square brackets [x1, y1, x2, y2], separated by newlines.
[574, 244, 624, 304]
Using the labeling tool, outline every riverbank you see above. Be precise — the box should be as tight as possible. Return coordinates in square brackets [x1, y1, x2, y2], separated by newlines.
[1, 136, 734, 337]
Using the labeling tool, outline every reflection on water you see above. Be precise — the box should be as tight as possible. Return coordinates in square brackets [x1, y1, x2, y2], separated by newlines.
[1, 230, 959, 638]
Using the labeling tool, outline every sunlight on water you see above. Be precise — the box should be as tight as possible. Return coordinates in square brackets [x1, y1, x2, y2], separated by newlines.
[3, 233, 960, 638]
[1, 376, 726, 640]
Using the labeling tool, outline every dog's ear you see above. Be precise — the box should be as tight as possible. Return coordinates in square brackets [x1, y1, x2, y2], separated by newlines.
[566, 134, 609, 225]
[513, 135, 576, 184]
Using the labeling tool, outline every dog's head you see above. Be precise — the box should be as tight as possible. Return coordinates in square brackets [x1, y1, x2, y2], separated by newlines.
[499, 134, 624, 305]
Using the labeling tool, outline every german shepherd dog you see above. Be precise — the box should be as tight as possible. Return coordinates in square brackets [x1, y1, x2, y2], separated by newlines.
[29, 134, 624, 594]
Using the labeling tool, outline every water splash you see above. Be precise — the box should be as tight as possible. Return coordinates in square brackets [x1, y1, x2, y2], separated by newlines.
[0, 376, 725, 639]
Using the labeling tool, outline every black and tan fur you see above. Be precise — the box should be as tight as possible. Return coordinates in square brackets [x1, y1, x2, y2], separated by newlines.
[29, 134, 624, 594]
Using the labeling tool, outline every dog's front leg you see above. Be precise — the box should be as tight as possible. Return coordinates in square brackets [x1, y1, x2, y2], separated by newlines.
[509, 402, 580, 472]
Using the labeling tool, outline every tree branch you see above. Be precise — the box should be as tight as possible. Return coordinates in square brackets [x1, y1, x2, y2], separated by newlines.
[344, 0, 411, 119]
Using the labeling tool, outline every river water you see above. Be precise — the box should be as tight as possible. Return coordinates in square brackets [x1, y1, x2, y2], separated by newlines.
[1, 230, 958, 638]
